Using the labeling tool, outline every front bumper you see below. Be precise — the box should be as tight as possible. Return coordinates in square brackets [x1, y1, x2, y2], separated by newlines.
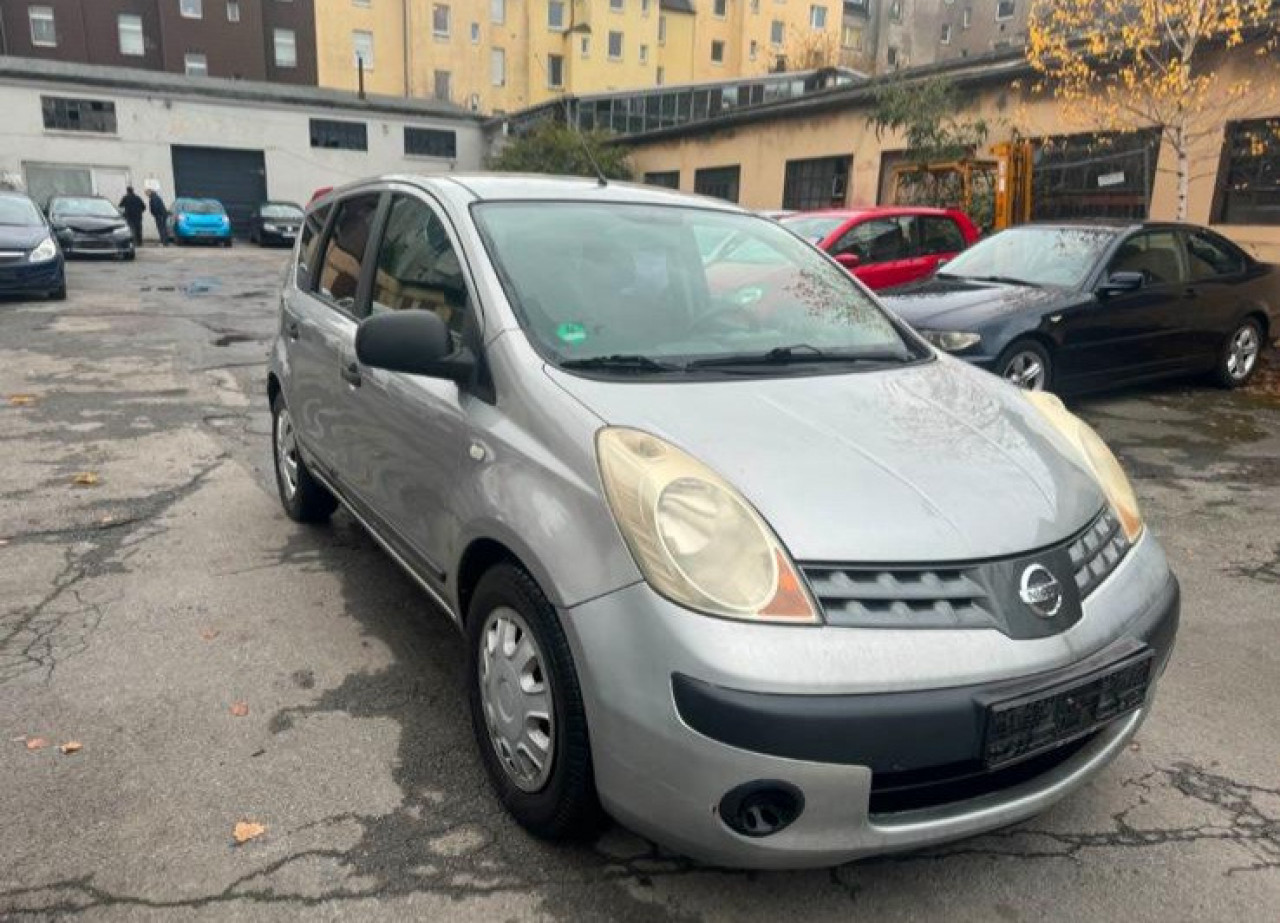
[58, 234, 133, 257]
[562, 531, 1178, 868]
[0, 258, 64, 296]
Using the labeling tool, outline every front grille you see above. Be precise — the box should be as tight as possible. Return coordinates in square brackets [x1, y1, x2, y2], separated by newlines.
[1069, 508, 1131, 597]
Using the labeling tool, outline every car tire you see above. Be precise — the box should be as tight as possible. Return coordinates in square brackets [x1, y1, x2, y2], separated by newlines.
[48, 285, 67, 301]
[466, 563, 603, 840]
[223, 239, 233, 249]
[124, 251, 136, 262]
[271, 393, 337, 524]
[1214, 318, 1264, 389]
[995, 339, 1053, 391]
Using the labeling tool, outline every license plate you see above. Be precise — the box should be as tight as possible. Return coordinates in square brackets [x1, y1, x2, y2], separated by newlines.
[982, 650, 1153, 768]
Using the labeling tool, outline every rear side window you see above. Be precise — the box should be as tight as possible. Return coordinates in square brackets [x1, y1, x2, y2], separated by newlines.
[316, 194, 381, 312]
[1185, 231, 1246, 280]
[296, 202, 331, 289]
[919, 216, 966, 255]
[370, 195, 470, 339]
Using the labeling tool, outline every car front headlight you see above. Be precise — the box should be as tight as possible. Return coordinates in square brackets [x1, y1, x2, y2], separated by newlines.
[1025, 391, 1143, 542]
[597, 427, 818, 623]
[28, 237, 58, 263]
[920, 329, 982, 352]
[263, 223, 278, 233]
[113, 226, 133, 239]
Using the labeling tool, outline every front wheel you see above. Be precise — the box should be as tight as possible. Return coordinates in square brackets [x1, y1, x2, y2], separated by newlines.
[1214, 318, 1263, 388]
[995, 339, 1053, 391]
[48, 285, 67, 301]
[271, 394, 337, 523]
[466, 564, 602, 840]
[222, 239, 233, 249]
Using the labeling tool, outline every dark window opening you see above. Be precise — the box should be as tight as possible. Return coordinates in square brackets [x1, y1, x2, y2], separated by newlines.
[644, 170, 680, 189]
[1031, 129, 1160, 221]
[310, 119, 368, 151]
[41, 97, 117, 134]
[782, 156, 850, 211]
[1215, 118, 1280, 225]
[694, 165, 741, 203]
[405, 127, 458, 158]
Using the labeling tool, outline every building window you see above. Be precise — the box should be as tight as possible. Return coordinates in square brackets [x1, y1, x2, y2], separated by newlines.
[548, 0, 565, 30]
[470, 22, 480, 42]
[608, 31, 623, 59]
[710, 40, 725, 63]
[491, 47, 506, 85]
[694, 165, 740, 203]
[610, 0, 624, 10]
[639, 43, 648, 63]
[1215, 118, 1280, 225]
[548, 53, 564, 87]
[749, 39, 757, 60]
[783, 156, 850, 210]
[658, 15, 666, 44]
[940, 23, 951, 44]
[642, 0, 651, 14]
[28, 6, 56, 47]
[751, 0, 760, 12]
[581, 35, 590, 56]
[886, 45, 899, 67]
[180, 0, 203, 20]
[433, 4, 451, 37]
[185, 53, 208, 76]
[227, 1, 240, 23]
[310, 118, 367, 151]
[963, 7, 972, 28]
[846, 0, 868, 11]
[841, 24, 860, 49]
[645, 170, 679, 189]
[353, 30, 374, 68]
[770, 20, 784, 47]
[809, 5, 826, 28]
[491, 0, 505, 24]
[714, 0, 727, 17]
[354, 0, 371, 7]
[889, 0, 901, 22]
[656, 65, 664, 84]
[405, 127, 457, 158]
[274, 29, 297, 67]
[41, 96, 117, 133]
[118, 14, 145, 56]
[997, 0, 1015, 19]
[434, 70, 452, 101]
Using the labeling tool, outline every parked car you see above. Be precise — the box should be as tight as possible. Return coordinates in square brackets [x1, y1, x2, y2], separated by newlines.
[249, 201, 304, 247]
[882, 221, 1280, 393]
[782, 206, 981, 290]
[168, 198, 233, 246]
[47, 195, 135, 260]
[268, 175, 1178, 869]
[0, 191, 65, 300]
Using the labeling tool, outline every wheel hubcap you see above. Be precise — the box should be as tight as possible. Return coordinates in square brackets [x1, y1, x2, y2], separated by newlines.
[274, 407, 299, 500]
[478, 607, 554, 792]
[1003, 351, 1046, 390]
[1226, 326, 1259, 380]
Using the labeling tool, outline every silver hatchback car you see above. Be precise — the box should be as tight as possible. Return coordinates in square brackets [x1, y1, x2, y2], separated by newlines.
[267, 175, 1178, 869]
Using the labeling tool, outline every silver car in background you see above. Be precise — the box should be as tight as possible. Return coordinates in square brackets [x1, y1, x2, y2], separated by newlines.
[267, 175, 1178, 869]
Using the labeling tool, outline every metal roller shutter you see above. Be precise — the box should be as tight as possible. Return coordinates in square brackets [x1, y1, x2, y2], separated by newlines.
[170, 145, 267, 239]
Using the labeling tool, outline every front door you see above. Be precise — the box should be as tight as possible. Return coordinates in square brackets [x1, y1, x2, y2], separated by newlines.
[830, 217, 919, 290]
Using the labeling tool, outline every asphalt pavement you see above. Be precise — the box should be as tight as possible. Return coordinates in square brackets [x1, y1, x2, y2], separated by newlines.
[1, 248, 1278, 921]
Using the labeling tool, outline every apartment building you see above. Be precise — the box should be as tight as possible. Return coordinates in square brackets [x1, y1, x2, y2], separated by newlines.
[869, 0, 1029, 71]
[313, 0, 843, 114]
[0, 0, 317, 84]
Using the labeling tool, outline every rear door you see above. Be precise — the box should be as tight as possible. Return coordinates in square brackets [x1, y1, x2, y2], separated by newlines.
[829, 217, 916, 290]
[1181, 228, 1253, 370]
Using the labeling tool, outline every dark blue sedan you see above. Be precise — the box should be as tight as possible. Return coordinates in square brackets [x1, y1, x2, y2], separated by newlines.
[0, 192, 66, 301]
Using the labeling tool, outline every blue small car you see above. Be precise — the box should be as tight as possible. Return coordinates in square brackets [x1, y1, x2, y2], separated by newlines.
[168, 198, 233, 247]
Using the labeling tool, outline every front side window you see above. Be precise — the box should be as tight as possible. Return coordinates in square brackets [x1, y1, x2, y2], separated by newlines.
[370, 196, 470, 340]
[1107, 230, 1187, 286]
[473, 203, 918, 370]
[433, 4, 451, 36]
[1185, 231, 1247, 279]
[608, 31, 623, 59]
[185, 52, 208, 76]
[317, 194, 381, 312]
[180, 0, 203, 19]
[274, 29, 297, 68]
[832, 218, 911, 264]
[918, 216, 966, 255]
[118, 14, 145, 56]
[29, 6, 56, 46]
[941, 226, 1115, 288]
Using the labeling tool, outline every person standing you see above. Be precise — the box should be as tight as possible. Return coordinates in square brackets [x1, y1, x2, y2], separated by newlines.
[119, 187, 146, 245]
[147, 189, 171, 246]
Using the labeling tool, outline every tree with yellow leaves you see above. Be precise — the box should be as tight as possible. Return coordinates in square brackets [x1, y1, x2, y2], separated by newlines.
[1027, 0, 1277, 220]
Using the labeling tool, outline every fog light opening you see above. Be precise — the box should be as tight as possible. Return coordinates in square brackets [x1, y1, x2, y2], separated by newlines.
[719, 781, 804, 838]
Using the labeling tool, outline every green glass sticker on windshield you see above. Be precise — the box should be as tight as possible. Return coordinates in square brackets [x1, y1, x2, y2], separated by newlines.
[557, 322, 588, 344]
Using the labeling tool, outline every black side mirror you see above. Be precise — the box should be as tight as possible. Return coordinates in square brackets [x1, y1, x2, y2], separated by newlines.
[355, 310, 474, 383]
[1098, 271, 1144, 296]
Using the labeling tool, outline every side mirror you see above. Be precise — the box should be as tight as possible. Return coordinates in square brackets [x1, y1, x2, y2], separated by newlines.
[356, 310, 474, 383]
[1098, 271, 1144, 296]
[835, 253, 861, 269]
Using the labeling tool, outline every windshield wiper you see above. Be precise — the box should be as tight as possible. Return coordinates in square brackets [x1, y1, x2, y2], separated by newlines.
[559, 354, 684, 373]
[949, 274, 1041, 287]
[686, 344, 912, 369]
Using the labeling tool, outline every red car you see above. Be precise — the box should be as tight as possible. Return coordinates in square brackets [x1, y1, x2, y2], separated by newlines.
[781, 206, 981, 291]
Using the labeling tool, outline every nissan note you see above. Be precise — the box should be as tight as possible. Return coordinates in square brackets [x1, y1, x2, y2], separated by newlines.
[267, 175, 1179, 869]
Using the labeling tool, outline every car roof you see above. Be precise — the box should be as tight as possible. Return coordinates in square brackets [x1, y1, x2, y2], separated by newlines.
[786, 206, 963, 220]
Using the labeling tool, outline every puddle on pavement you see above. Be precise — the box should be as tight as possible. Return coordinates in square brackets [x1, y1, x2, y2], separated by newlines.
[183, 278, 222, 296]
[211, 332, 256, 347]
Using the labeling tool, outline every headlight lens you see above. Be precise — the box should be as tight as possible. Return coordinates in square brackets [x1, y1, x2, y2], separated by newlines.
[597, 427, 818, 622]
[28, 237, 57, 263]
[920, 329, 982, 352]
[1025, 391, 1143, 541]
[113, 226, 133, 238]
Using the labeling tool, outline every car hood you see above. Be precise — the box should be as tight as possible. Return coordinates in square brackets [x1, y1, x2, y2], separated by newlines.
[0, 224, 49, 250]
[52, 216, 126, 233]
[883, 277, 1069, 329]
[548, 358, 1104, 563]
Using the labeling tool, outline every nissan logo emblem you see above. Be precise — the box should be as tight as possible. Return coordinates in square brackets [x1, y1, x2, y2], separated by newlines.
[1019, 564, 1063, 618]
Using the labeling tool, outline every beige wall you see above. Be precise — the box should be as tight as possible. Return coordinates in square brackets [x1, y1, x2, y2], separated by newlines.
[628, 46, 1280, 262]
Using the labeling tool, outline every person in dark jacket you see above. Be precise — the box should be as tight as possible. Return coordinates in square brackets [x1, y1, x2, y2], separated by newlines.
[119, 187, 146, 245]
[147, 189, 171, 246]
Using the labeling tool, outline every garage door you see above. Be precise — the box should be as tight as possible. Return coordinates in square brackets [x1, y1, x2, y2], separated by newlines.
[171, 145, 267, 238]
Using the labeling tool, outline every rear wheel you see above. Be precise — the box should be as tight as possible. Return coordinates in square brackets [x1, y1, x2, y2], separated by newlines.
[1214, 318, 1263, 388]
[222, 239, 233, 249]
[995, 339, 1053, 391]
[271, 393, 337, 523]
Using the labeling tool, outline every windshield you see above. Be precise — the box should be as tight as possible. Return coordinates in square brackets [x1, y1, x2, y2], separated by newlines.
[260, 203, 303, 219]
[780, 215, 846, 244]
[0, 197, 43, 226]
[940, 226, 1116, 287]
[179, 200, 225, 215]
[51, 197, 120, 218]
[474, 202, 918, 369]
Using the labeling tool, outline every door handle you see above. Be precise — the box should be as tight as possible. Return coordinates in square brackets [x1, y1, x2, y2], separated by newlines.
[285, 320, 300, 340]
[340, 358, 362, 387]
[1183, 287, 1197, 299]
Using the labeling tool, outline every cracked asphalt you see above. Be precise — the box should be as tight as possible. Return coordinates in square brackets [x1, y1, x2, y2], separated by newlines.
[2, 248, 1278, 921]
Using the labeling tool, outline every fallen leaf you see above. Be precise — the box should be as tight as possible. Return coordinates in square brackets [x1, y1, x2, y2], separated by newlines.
[59, 741, 83, 754]
[71, 472, 100, 487]
[25, 737, 49, 751]
[7, 394, 37, 406]
[233, 821, 266, 845]
[230, 701, 249, 717]
[199, 628, 220, 641]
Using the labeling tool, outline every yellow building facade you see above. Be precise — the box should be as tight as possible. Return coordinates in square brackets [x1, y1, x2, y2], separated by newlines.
[314, 0, 843, 114]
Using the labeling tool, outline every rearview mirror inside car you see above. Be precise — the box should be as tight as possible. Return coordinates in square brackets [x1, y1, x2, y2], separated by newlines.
[356, 310, 474, 383]
[1098, 271, 1144, 296]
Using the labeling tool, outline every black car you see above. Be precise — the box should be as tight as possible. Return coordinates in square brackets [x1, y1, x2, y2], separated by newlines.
[248, 202, 304, 247]
[0, 191, 65, 300]
[883, 222, 1280, 393]
[47, 195, 135, 260]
